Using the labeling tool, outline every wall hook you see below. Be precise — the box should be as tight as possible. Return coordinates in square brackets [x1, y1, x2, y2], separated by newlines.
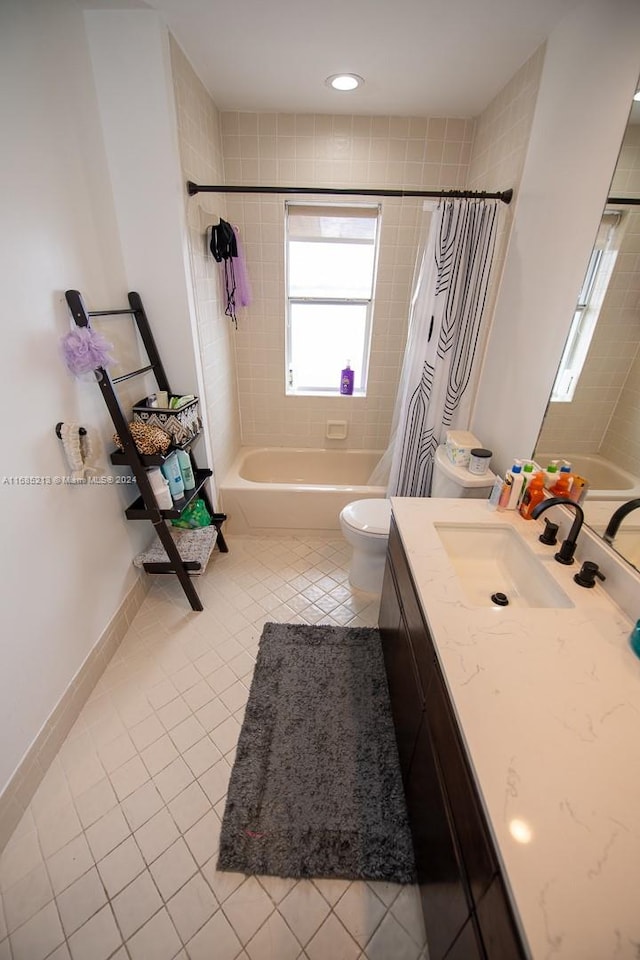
[55, 422, 86, 438]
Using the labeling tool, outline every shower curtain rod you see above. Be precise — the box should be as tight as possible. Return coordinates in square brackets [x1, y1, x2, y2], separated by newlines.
[186, 180, 513, 204]
[608, 196, 640, 205]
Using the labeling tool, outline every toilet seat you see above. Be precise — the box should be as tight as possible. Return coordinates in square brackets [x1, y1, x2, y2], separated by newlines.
[340, 498, 391, 536]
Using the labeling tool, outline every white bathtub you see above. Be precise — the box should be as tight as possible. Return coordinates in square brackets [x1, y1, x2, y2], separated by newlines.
[535, 452, 640, 500]
[219, 447, 386, 534]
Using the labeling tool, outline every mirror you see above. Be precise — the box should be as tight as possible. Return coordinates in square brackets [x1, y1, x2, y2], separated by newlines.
[533, 93, 640, 570]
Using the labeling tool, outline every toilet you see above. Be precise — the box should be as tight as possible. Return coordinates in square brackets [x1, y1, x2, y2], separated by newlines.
[339, 445, 496, 594]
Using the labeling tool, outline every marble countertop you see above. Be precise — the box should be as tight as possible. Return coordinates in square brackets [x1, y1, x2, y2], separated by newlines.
[390, 497, 640, 960]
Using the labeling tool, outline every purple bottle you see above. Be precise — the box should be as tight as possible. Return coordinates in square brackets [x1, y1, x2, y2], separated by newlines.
[340, 361, 354, 395]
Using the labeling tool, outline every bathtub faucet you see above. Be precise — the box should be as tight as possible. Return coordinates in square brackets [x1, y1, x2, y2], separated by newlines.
[531, 497, 584, 565]
[602, 498, 640, 545]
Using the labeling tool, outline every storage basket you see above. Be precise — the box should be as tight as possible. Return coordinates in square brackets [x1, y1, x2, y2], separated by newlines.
[133, 395, 201, 445]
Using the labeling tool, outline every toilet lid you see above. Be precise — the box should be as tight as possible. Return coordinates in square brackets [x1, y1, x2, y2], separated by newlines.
[341, 498, 391, 536]
[435, 445, 496, 487]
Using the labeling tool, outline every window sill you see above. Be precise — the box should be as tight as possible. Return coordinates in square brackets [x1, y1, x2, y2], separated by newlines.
[286, 389, 367, 398]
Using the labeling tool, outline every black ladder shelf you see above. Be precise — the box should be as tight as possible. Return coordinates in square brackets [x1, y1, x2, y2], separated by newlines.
[65, 290, 228, 612]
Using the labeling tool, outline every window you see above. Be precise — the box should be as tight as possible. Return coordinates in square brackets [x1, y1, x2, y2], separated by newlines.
[285, 202, 381, 395]
[551, 210, 622, 402]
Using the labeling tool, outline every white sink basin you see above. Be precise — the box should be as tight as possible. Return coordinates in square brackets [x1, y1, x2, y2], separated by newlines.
[434, 523, 574, 609]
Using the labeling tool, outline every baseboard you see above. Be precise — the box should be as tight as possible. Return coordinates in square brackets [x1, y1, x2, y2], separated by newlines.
[0, 574, 150, 854]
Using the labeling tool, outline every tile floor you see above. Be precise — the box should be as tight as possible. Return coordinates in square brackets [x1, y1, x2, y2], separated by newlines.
[0, 535, 428, 960]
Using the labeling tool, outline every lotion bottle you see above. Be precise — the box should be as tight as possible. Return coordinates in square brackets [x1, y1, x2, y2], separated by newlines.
[340, 361, 354, 396]
[161, 452, 185, 501]
[176, 449, 195, 491]
[549, 465, 573, 498]
[507, 463, 524, 509]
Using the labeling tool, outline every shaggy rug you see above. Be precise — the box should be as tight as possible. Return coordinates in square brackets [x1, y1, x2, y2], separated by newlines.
[217, 621, 416, 883]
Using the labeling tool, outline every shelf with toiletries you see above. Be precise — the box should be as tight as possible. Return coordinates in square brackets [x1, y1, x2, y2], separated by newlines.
[109, 434, 198, 468]
[125, 467, 212, 520]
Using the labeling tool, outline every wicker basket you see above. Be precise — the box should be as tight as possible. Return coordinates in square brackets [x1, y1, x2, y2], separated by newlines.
[133, 395, 201, 445]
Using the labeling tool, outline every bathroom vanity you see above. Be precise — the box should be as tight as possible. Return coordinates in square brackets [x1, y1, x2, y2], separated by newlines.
[379, 497, 640, 960]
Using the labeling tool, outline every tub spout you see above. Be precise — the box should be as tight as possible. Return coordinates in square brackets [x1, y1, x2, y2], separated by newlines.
[531, 497, 585, 565]
[602, 498, 640, 545]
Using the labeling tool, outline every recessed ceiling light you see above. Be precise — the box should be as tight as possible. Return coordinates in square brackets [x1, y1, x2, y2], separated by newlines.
[325, 74, 364, 92]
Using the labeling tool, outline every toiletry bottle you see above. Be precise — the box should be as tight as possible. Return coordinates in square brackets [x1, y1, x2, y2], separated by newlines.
[497, 473, 512, 509]
[148, 468, 173, 509]
[516, 463, 535, 508]
[176, 449, 195, 490]
[568, 475, 589, 503]
[549, 465, 573, 498]
[340, 361, 354, 396]
[519, 472, 545, 519]
[630, 620, 640, 660]
[507, 463, 524, 509]
[161, 452, 184, 501]
[544, 462, 559, 488]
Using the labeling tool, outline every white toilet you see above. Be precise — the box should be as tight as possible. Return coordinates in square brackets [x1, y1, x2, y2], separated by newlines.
[339, 445, 496, 594]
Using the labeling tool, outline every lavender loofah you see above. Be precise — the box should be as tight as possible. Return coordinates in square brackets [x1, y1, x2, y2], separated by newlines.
[60, 326, 114, 377]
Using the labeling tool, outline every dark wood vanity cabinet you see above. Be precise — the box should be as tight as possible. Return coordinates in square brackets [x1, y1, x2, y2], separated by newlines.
[379, 516, 526, 960]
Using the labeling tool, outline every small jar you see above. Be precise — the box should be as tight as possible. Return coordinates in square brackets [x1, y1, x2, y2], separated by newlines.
[468, 448, 492, 475]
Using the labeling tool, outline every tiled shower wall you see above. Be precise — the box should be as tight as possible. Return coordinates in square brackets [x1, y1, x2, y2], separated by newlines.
[169, 38, 241, 496]
[221, 113, 475, 450]
[536, 124, 640, 472]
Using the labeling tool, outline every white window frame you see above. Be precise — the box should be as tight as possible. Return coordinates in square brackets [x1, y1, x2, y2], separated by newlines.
[284, 201, 381, 396]
[551, 210, 623, 403]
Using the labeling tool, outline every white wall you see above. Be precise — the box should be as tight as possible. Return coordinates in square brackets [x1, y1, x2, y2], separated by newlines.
[84, 9, 205, 414]
[0, 0, 148, 794]
[472, 0, 640, 474]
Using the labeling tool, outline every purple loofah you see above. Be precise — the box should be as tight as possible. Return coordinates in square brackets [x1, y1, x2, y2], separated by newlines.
[60, 326, 114, 377]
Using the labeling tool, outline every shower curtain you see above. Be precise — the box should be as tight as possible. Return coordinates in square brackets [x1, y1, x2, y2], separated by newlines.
[380, 197, 499, 497]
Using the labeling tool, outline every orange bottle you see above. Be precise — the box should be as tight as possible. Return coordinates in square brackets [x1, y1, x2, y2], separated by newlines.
[519, 472, 546, 519]
[549, 466, 573, 498]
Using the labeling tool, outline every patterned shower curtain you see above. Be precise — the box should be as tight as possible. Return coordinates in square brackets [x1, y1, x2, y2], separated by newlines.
[387, 198, 499, 497]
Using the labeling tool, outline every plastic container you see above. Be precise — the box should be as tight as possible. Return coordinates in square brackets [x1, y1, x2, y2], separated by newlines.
[630, 620, 640, 660]
[543, 463, 559, 488]
[468, 448, 492, 475]
[549, 465, 573, 498]
[519, 472, 546, 519]
[340, 361, 354, 395]
[176, 449, 195, 490]
[445, 430, 480, 467]
[516, 463, 536, 508]
[161, 452, 185, 501]
[568, 475, 589, 503]
[497, 464, 523, 510]
[148, 467, 173, 509]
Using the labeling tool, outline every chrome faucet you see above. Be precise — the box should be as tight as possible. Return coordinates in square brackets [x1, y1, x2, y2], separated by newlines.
[603, 498, 640, 545]
[531, 497, 585, 565]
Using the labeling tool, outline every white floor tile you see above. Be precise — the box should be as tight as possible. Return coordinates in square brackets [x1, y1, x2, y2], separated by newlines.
[185, 908, 242, 960]
[134, 809, 181, 866]
[222, 876, 274, 945]
[56, 867, 107, 938]
[333, 883, 387, 948]
[85, 807, 131, 863]
[184, 810, 221, 867]
[67, 904, 122, 960]
[111, 871, 163, 940]
[127, 907, 182, 960]
[305, 914, 360, 960]
[2, 863, 53, 935]
[9, 901, 64, 960]
[149, 839, 198, 901]
[166, 872, 217, 943]
[97, 836, 146, 899]
[46, 835, 94, 896]
[168, 782, 211, 835]
[278, 880, 331, 947]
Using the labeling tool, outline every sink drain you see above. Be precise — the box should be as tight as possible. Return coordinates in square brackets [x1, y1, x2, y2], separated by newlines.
[491, 592, 509, 606]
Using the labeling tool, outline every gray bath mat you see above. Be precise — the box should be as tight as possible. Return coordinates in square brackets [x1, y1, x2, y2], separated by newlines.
[217, 621, 416, 883]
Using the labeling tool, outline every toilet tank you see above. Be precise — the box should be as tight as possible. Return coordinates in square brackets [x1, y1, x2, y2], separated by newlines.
[432, 446, 495, 499]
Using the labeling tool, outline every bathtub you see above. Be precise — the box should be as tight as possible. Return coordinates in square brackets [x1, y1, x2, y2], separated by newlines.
[219, 447, 386, 534]
[535, 452, 640, 500]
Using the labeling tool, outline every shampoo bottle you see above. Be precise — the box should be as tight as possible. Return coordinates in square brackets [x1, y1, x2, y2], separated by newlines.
[507, 463, 524, 509]
[340, 361, 354, 396]
[148, 468, 173, 509]
[519, 472, 545, 519]
[161, 452, 185, 501]
[176, 449, 195, 491]
[516, 463, 535, 508]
